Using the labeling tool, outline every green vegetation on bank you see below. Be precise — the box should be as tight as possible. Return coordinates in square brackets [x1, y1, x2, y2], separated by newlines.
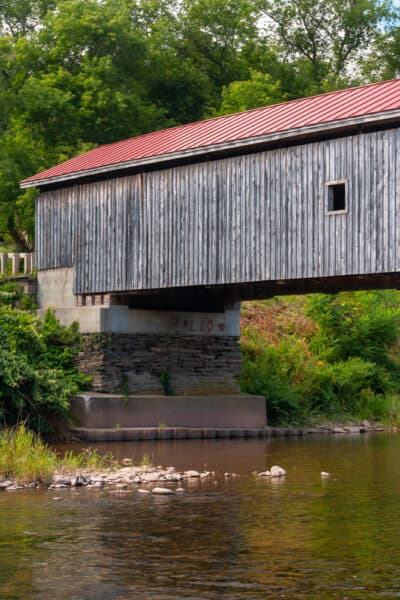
[3, 280, 400, 431]
[0, 282, 89, 430]
[240, 291, 400, 426]
[0, 425, 118, 484]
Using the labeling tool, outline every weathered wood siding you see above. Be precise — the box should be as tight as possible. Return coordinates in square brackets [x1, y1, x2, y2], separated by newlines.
[35, 128, 400, 294]
[36, 186, 77, 270]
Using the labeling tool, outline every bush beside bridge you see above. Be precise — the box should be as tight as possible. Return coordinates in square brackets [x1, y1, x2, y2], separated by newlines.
[240, 291, 400, 426]
[0, 282, 89, 430]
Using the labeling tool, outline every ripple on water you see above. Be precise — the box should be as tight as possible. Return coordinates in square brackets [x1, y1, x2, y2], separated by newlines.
[1, 434, 400, 599]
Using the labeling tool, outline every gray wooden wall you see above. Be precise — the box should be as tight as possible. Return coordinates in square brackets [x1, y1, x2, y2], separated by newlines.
[35, 128, 400, 294]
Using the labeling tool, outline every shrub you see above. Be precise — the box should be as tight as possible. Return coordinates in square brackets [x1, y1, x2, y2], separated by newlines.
[0, 281, 35, 310]
[306, 291, 400, 369]
[240, 330, 309, 423]
[240, 292, 400, 425]
[0, 306, 90, 430]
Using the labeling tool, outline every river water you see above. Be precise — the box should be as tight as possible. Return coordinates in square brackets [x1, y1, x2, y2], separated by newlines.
[1, 433, 400, 599]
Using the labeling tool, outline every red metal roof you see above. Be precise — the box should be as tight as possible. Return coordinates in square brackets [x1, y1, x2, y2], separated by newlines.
[21, 79, 400, 186]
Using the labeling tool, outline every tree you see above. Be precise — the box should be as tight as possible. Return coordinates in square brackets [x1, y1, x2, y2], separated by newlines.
[0, 0, 170, 248]
[0, 0, 395, 247]
[0, 0, 55, 37]
[259, 0, 392, 90]
[217, 70, 285, 115]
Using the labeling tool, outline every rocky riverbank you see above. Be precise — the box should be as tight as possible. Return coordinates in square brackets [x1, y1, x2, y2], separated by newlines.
[0, 464, 222, 493]
[267, 419, 394, 436]
[0, 420, 394, 493]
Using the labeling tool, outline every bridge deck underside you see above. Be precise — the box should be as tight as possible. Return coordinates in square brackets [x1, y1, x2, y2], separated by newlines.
[114, 272, 400, 311]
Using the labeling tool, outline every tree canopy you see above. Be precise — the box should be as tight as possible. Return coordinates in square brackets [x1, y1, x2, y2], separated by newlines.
[0, 0, 398, 248]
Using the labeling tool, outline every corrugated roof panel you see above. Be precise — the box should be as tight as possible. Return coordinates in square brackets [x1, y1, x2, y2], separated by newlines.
[21, 79, 400, 186]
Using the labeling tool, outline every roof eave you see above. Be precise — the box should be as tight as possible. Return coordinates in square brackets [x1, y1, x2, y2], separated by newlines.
[20, 109, 400, 190]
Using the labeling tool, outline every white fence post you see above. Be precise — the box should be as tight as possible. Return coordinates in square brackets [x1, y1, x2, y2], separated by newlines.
[10, 253, 20, 276]
[0, 253, 7, 275]
[21, 253, 32, 274]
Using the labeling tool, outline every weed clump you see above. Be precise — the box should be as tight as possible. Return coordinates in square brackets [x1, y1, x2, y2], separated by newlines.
[0, 425, 119, 484]
[0, 425, 57, 484]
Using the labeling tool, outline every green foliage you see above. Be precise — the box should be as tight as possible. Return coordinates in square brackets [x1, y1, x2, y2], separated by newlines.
[59, 447, 119, 472]
[240, 330, 307, 422]
[217, 71, 285, 115]
[159, 370, 174, 396]
[258, 0, 391, 88]
[0, 281, 35, 309]
[0, 0, 397, 247]
[306, 292, 400, 368]
[0, 425, 119, 484]
[139, 452, 153, 467]
[0, 424, 57, 484]
[119, 373, 129, 403]
[0, 306, 90, 430]
[240, 291, 400, 425]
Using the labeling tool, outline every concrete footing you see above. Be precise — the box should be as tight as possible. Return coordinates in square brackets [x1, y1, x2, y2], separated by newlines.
[70, 426, 270, 442]
[70, 393, 267, 440]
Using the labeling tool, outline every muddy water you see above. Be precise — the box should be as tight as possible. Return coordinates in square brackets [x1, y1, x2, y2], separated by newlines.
[1, 434, 400, 599]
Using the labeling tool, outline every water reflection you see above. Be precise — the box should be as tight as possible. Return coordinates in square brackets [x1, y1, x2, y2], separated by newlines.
[2, 434, 400, 598]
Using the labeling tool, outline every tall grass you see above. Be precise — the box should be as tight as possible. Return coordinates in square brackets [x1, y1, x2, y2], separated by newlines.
[0, 425, 119, 484]
[59, 448, 119, 472]
[0, 425, 57, 484]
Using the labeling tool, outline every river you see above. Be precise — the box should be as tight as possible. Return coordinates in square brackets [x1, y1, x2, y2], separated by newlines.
[1, 433, 400, 599]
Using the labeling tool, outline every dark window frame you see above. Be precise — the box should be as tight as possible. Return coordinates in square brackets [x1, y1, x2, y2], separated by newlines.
[326, 179, 348, 215]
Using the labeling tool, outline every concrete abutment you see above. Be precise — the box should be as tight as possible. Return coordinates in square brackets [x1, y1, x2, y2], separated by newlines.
[37, 267, 266, 436]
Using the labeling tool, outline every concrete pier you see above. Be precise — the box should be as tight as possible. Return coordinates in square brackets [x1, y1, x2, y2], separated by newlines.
[35, 266, 266, 433]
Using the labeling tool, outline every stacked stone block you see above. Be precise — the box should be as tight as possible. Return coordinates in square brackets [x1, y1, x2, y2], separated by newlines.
[77, 334, 242, 395]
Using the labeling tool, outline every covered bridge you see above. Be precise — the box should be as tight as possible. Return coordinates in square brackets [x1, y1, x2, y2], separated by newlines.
[21, 79, 400, 434]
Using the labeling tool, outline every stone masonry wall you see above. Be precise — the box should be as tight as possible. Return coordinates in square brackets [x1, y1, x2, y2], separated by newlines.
[77, 334, 242, 395]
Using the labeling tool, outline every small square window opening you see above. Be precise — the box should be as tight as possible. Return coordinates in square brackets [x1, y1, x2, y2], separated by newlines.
[327, 182, 346, 212]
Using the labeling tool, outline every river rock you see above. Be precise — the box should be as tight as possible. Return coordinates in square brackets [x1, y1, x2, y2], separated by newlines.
[184, 470, 200, 478]
[141, 472, 161, 483]
[72, 474, 88, 487]
[256, 471, 271, 477]
[332, 427, 345, 434]
[53, 476, 71, 486]
[270, 466, 287, 478]
[121, 458, 133, 466]
[176, 487, 185, 493]
[138, 489, 150, 494]
[321, 471, 331, 478]
[165, 473, 181, 482]
[151, 487, 174, 495]
[118, 467, 138, 475]
[362, 419, 371, 428]
[0, 480, 12, 490]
